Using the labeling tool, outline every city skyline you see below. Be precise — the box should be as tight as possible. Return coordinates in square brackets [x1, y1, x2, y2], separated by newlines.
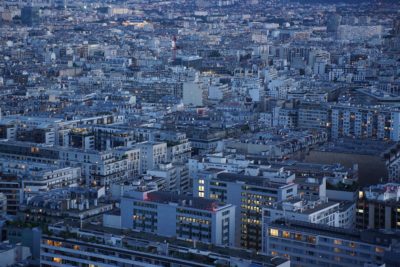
[0, 0, 399, 266]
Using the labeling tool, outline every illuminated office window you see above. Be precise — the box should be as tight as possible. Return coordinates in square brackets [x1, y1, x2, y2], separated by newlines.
[269, 229, 279, 237]
[282, 231, 290, 238]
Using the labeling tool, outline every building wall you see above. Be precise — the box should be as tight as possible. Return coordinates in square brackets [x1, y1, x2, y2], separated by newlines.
[194, 174, 296, 250]
[183, 82, 204, 107]
[264, 222, 386, 267]
[121, 195, 235, 246]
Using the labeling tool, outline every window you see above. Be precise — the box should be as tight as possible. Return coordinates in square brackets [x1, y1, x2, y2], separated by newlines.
[334, 239, 342, 245]
[222, 210, 230, 216]
[199, 192, 204, 197]
[199, 179, 205, 184]
[282, 231, 290, 238]
[269, 229, 279, 237]
[307, 236, 316, 244]
[53, 258, 62, 263]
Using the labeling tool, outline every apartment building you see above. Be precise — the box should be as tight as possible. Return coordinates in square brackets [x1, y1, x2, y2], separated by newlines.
[356, 183, 400, 230]
[193, 167, 297, 250]
[135, 141, 167, 174]
[121, 189, 236, 247]
[264, 219, 394, 267]
[263, 198, 341, 227]
[40, 226, 289, 267]
[330, 105, 400, 141]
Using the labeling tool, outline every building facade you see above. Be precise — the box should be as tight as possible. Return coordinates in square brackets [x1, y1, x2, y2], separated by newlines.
[121, 190, 236, 247]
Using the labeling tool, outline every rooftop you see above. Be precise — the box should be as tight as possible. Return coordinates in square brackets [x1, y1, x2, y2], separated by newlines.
[361, 183, 400, 202]
[270, 219, 400, 246]
[216, 172, 294, 189]
[137, 191, 228, 212]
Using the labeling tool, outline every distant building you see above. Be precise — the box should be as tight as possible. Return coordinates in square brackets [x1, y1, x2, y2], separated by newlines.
[183, 81, 206, 107]
[135, 141, 167, 174]
[121, 190, 236, 247]
[21, 187, 111, 224]
[0, 242, 31, 266]
[330, 105, 400, 141]
[297, 103, 329, 130]
[41, 226, 289, 267]
[0, 193, 7, 215]
[264, 219, 395, 267]
[326, 13, 342, 34]
[21, 6, 39, 26]
[193, 168, 297, 250]
[263, 198, 340, 226]
[4, 226, 41, 265]
[337, 25, 382, 41]
[356, 183, 400, 230]
[0, 175, 23, 215]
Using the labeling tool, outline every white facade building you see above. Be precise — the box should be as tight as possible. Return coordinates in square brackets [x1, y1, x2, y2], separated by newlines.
[183, 81, 206, 107]
[135, 141, 167, 174]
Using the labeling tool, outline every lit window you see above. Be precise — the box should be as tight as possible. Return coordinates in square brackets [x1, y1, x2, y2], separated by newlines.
[358, 191, 364, 199]
[334, 239, 342, 245]
[282, 231, 290, 238]
[198, 186, 204, 191]
[375, 247, 384, 253]
[357, 209, 364, 214]
[307, 236, 316, 244]
[269, 229, 279, 237]
[199, 179, 205, 184]
[31, 147, 40, 153]
[199, 192, 204, 197]
[53, 258, 62, 263]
